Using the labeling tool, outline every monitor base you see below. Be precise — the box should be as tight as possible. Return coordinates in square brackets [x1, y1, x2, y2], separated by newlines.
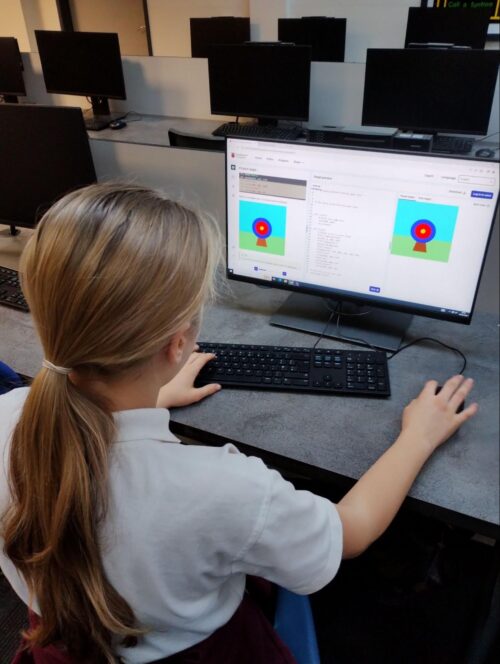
[83, 108, 126, 131]
[270, 292, 412, 352]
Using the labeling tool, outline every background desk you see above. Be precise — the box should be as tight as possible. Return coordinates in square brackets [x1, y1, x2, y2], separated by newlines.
[1, 279, 498, 539]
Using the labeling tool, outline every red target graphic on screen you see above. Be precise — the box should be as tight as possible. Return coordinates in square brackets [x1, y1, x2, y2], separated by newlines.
[252, 218, 272, 247]
[411, 219, 436, 253]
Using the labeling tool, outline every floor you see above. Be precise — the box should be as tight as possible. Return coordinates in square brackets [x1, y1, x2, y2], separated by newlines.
[1, 508, 498, 664]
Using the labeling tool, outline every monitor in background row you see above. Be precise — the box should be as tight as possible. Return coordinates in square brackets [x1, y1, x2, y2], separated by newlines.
[35, 30, 126, 130]
[208, 43, 311, 127]
[190, 17, 250, 58]
[0, 37, 25, 102]
[0, 105, 96, 231]
[405, 7, 491, 49]
[278, 16, 346, 62]
[225, 137, 499, 350]
[362, 49, 499, 137]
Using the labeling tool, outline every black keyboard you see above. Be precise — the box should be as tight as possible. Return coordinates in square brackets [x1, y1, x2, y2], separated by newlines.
[0, 266, 29, 312]
[212, 123, 303, 141]
[307, 130, 394, 148]
[432, 135, 473, 155]
[196, 342, 390, 397]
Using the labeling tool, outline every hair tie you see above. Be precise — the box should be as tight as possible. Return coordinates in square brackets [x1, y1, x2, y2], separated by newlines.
[42, 359, 72, 375]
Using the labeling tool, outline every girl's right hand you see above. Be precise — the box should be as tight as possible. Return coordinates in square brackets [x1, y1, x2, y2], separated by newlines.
[402, 375, 478, 453]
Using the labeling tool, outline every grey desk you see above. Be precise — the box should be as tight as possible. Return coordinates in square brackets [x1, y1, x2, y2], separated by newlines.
[2, 280, 498, 539]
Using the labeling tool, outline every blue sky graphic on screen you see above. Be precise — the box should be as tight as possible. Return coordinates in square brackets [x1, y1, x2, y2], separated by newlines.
[391, 199, 459, 263]
[239, 200, 287, 255]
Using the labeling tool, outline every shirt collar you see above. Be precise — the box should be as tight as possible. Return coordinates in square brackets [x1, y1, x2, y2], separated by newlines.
[113, 408, 180, 444]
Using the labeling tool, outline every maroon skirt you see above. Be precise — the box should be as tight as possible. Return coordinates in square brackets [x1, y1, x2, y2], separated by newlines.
[12, 579, 296, 664]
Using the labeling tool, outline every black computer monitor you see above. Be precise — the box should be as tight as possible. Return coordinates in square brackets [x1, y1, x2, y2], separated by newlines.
[0, 105, 97, 232]
[208, 43, 311, 125]
[362, 49, 499, 136]
[0, 37, 25, 102]
[190, 17, 250, 58]
[278, 17, 346, 62]
[225, 137, 499, 350]
[405, 7, 491, 49]
[35, 30, 126, 128]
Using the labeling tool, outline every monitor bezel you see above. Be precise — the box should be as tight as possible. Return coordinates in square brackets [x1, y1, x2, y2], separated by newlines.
[35, 30, 126, 100]
[362, 48, 499, 137]
[208, 43, 312, 122]
[225, 136, 499, 326]
[0, 37, 26, 96]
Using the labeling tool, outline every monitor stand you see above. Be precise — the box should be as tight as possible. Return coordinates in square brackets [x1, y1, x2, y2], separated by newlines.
[83, 96, 125, 131]
[2, 95, 18, 103]
[270, 292, 412, 352]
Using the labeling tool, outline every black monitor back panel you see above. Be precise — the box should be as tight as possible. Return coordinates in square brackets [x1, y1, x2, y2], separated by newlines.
[0, 37, 25, 96]
[362, 48, 500, 135]
[0, 105, 97, 228]
[190, 17, 250, 58]
[405, 7, 491, 49]
[208, 43, 311, 121]
[35, 30, 125, 99]
[278, 17, 346, 62]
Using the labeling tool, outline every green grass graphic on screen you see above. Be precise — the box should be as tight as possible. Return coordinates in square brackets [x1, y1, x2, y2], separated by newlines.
[239, 200, 287, 256]
[391, 199, 458, 263]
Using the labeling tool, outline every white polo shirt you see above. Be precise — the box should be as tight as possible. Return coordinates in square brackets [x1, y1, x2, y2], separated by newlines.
[0, 387, 342, 663]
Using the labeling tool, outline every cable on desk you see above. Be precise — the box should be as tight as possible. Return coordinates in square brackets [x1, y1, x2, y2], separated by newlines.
[387, 337, 467, 375]
[475, 131, 500, 143]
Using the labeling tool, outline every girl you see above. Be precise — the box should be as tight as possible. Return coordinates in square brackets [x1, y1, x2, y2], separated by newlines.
[0, 183, 477, 664]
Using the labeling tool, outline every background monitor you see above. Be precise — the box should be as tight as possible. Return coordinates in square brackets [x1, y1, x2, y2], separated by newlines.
[362, 49, 499, 136]
[225, 137, 499, 349]
[278, 16, 346, 62]
[35, 30, 126, 120]
[405, 7, 491, 49]
[0, 37, 25, 101]
[0, 105, 96, 230]
[208, 43, 311, 123]
[190, 17, 250, 58]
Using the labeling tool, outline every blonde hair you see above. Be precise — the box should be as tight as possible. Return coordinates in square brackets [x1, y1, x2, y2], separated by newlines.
[2, 183, 220, 662]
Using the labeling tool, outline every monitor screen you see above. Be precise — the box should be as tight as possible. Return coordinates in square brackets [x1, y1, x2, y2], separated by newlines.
[278, 17, 346, 62]
[190, 17, 250, 58]
[35, 30, 126, 99]
[0, 37, 25, 96]
[208, 43, 311, 121]
[405, 7, 491, 49]
[226, 137, 499, 325]
[362, 49, 499, 136]
[0, 105, 97, 228]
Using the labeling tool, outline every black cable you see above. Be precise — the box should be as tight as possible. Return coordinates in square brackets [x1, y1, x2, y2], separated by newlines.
[387, 337, 467, 374]
[313, 305, 337, 349]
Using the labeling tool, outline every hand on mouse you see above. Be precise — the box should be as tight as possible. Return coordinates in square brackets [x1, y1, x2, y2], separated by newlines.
[401, 375, 478, 453]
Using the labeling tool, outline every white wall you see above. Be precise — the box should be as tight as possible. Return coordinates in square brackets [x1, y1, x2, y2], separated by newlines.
[0, 0, 31, 51]
[147, 0, 250, 57]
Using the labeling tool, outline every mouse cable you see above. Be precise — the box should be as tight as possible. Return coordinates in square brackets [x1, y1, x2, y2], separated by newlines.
[387, 337, 467, 375]
[476, 131, 499, 143]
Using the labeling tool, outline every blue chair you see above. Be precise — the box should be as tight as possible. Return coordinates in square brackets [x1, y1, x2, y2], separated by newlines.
[274, 588, 321, 664]
[0, 361, 23, 395]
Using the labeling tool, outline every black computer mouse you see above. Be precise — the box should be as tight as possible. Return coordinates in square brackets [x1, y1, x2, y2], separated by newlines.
[435, 385, 465, 413]
[109, 120, 126, 130]
[474, 148, 495, 159]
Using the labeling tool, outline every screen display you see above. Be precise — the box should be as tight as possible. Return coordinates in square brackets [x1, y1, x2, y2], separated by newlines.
[362, 49, 499, 135]
[190, 17, 250, 58]
[0, 37, 25, 96]
[226, 137, 499, 324]
[278, 17, 346, 62]
[0, 105, 97, 228]
[208, 43, 311, 121]
[35, 30, 126, 99]
[405, 7, 491, 49]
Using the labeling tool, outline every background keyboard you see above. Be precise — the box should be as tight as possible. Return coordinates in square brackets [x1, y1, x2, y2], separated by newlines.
[196, 342, 390, 397]
[0, 266, 29, 312]
[431, 135, 473, 154]
[212, 123, 303, 140]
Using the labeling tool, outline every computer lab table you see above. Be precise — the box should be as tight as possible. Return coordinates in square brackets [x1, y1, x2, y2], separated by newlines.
[1, 280, 498, 540]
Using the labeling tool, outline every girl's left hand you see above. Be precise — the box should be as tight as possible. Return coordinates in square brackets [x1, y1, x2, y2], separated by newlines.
[156, 347, 221, 409]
